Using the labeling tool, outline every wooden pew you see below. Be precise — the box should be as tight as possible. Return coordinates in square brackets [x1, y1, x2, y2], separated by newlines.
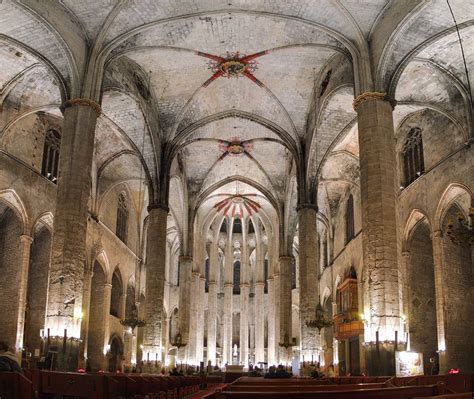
[209, 384, 444, 399]
[37, 371, 107, 399]
[0, 372, 33, 399]
[223, 382, 389, 392]
[413, 394, 473, 399]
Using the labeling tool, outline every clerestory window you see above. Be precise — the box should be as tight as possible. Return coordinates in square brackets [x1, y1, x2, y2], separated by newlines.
[402, 127, 425, 186]
[41, 129, 61, 183]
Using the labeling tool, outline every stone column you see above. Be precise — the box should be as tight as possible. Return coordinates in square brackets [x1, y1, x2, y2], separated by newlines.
[279, 255, 293, 363]
[254, 235, 265, 364]
[142, 205, 169, 366]
[15, 235, 33, 353]
[103, 282, 112, 364]
[240, 224, 250, 366]
[207, 242, 219, 364]
[431, 230, 447, 373]
[272, 271, 280, 365]
[222, 240, 233, 365]
[399, 251, 410, 344]
[195, 275, 206, 363]
[353, 92, 401, 375]
[177, 255, 192, 362]
[267, 277, 275, 365]
[298, 204, 319, 360]
[79, 268, 93, 366]
[45, 99, 100, 370]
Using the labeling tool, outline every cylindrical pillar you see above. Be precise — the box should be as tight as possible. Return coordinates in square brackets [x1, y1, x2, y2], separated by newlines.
[298, 205, 319, 360]
[279, 256, 293, 363]
[207, 240, 219, 364]
[431, 230, 447, 373]
[142, 205, 169, 367]
[177, 255, 192, 362]
[353, 92, 401, 375]
[254, 235, 265, 364]
[15, 235, 33, 354]
[45, 100, 100, 355]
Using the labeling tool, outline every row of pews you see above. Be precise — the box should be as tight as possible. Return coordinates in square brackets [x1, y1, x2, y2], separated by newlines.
[203, 375, 474, 399]
[0, 369, 223, 399]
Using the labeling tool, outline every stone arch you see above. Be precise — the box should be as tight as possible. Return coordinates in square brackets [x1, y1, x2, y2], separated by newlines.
[0, 189, 28, 233]
[402, 209, 431, 252]
[0, 200, 25, 348]
[406, 215, 437, 374]
[107, 334, 124, 372]
[438, 191, 474, 372]
[434, 183, 473, 231]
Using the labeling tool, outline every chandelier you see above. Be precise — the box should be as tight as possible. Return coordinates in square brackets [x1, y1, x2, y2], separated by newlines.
[446, 207, 474, 245]
[278, 333, 296, 350]
[306, 302, 333, 331]
[120, 304, 146, 332]
[170, 332, 187, 349]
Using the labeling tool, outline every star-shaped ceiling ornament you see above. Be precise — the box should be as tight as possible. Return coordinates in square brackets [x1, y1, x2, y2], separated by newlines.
[214, 193, 261, 218]
[213, 182, 261, 218]
[196, 50, 269, 87]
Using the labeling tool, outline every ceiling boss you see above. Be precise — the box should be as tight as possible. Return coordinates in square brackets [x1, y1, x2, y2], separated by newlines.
[196, 50, 269, 87]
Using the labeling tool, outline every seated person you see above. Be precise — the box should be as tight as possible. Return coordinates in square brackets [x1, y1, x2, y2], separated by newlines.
[274, 364, 292, 378]
[0, 341, 22, 373]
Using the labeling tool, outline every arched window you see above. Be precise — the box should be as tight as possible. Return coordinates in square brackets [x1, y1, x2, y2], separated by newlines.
[116, 193, 128, 243]
[345, 194, 355, 244]
[220, 218, 227, 233]
[41, 129, 61, 183]
[205, 258, 210, 293]
[264, 258, 269, 293]
[233, 218, 242, 234]
[233, 261, 241, 295]
[402, 127, 424, 186]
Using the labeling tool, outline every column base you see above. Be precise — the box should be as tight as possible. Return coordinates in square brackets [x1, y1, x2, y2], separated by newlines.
[363, 341, 406, 376]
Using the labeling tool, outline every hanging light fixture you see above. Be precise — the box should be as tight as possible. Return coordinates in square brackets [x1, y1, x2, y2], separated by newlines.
[306, 302, 333, 331]
[278, 333, 296, 349]
[170, 332, 187, 349]
[120, 303, 146, 332]
[446, 207, 474, 245]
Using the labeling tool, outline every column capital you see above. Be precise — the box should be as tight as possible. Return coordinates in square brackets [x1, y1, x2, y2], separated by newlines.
[255, 281, 265, 287]
[432, 229, 443, 239]
[279, 255, 294, 262]
[62, 98, 102, 117]
[401, 251, 410, 258]
[20, 234, 33, 244]
[296, 203, 318, 212]
[104, 283, 112, 289]
[239, 282, 250, 288]
[192, 271, 201, 277]
[147, 203, 169, 213]
[224, 282, 233, 288]
[352, 92, 397, 111]
[178, 255, 193, 263]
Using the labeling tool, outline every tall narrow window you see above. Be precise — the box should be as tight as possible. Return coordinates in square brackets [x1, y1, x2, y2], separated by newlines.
[402, 127, 424, 186]
[41, 129, 61, 183]
[264, 259, 269, 293]
[233, 261, 241, 295]
[345, 194, 355, 244]
[205, 258, 210, 293]
[116, 193, 128, 244]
